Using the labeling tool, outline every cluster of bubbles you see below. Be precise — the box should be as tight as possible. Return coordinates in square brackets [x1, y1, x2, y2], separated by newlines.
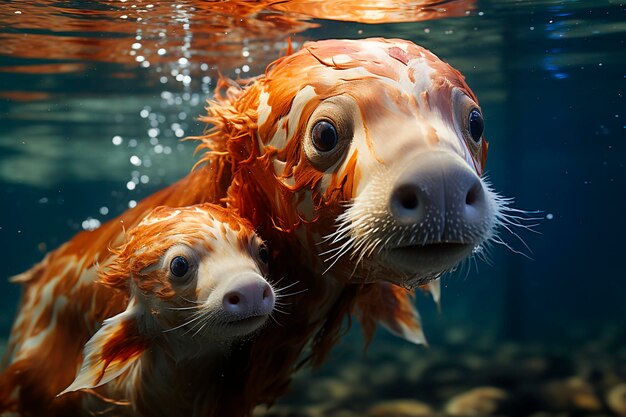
[83, 3, 212, 231]
[78, 2, 288, 232]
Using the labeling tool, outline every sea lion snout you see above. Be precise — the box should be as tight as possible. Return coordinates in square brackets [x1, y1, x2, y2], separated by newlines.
[222, 272, 275, 320]
[389, 151, 489, 242]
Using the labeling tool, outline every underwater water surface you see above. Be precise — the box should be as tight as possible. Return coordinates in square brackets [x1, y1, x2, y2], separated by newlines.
[0, 1, 625, 415]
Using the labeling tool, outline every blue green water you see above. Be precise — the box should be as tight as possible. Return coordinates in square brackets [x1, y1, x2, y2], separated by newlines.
[1, 0, 625, 414]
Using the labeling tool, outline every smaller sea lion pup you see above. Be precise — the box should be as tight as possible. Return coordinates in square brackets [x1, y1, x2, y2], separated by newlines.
[56, 204, 276, 417]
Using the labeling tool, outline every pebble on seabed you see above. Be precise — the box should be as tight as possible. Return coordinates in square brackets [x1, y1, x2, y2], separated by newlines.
[305, 378, 356, 403]
[367, 399, 433, 417]
[607, 384, 626, 416]
[542, 377, 602, 412]
[444, 387, 508, 416]
[253, 404, 321, 417]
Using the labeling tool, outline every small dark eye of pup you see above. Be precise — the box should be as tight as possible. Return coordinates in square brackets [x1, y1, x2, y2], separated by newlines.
[258, 245, 269, 264]
[170, 256, 189, 278]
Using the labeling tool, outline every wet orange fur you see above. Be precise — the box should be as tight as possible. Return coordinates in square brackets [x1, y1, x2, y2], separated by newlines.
[1, 38, 486, 416]
[47, 204, 268, 417]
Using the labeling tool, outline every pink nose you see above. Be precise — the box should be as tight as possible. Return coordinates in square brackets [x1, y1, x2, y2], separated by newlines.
[222, 273, 275, 318]
[389, 152, 488, 242]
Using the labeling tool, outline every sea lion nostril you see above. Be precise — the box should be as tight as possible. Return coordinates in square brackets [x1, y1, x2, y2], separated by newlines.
[227, 294, 240, 306]
[262, 285, 271, 300]
[465, 183, 482, 206]
[396, 186, 419, 211]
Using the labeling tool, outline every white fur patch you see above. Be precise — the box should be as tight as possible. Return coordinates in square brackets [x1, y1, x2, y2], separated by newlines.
[257, 90, 271, 128]
[267, 85, 317, 151]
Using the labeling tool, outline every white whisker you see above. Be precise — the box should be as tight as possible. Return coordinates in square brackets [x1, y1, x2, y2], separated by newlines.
[277, 288, 308, 298]
[167, 305, 201, 311]
[268, 313, 283, 326]
[273, 306, 290, 316]
[179, 296, 203, 305]
[162, 311, 206, 333]
[273, 280, 300, 294]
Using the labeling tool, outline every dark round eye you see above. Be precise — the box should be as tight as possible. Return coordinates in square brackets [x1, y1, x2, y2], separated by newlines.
[311, 120, 338, 152]
[258, 244, 269, 265]
[468, 109, 484, 143]
[170, 256, 189, 278]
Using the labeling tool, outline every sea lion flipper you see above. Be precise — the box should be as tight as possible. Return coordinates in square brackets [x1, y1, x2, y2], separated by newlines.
[57, 298, 147, 396]
[357, 282, 428, 347]
[378, 283, 428, 346]
[420, 278, 442, 312]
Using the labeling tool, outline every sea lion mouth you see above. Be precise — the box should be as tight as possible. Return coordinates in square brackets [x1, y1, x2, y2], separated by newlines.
[391, 242, 471, 257]
[187, 313, 270, 340]
[382, 242, 474, 278]
[224, 314, 269, 333]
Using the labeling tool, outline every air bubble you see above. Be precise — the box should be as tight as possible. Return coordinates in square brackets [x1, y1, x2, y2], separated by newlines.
[82, 218, 101, 231]
[130, 155, 142, 166]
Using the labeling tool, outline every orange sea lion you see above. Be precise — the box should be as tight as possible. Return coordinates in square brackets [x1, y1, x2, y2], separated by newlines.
[1, 38, 506, 416]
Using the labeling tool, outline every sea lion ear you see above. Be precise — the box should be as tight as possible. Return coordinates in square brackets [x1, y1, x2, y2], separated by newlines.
[358, 282, 428, 347]
[57, 298, 148, 396]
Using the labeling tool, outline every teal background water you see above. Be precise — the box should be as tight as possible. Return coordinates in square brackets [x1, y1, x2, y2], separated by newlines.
[0, 0, 625, 414]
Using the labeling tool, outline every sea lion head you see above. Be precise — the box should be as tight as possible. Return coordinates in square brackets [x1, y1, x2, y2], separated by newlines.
[201, 38, 503, 288]
[59, 204, 276, 396]
[101, 203, 275, 342]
